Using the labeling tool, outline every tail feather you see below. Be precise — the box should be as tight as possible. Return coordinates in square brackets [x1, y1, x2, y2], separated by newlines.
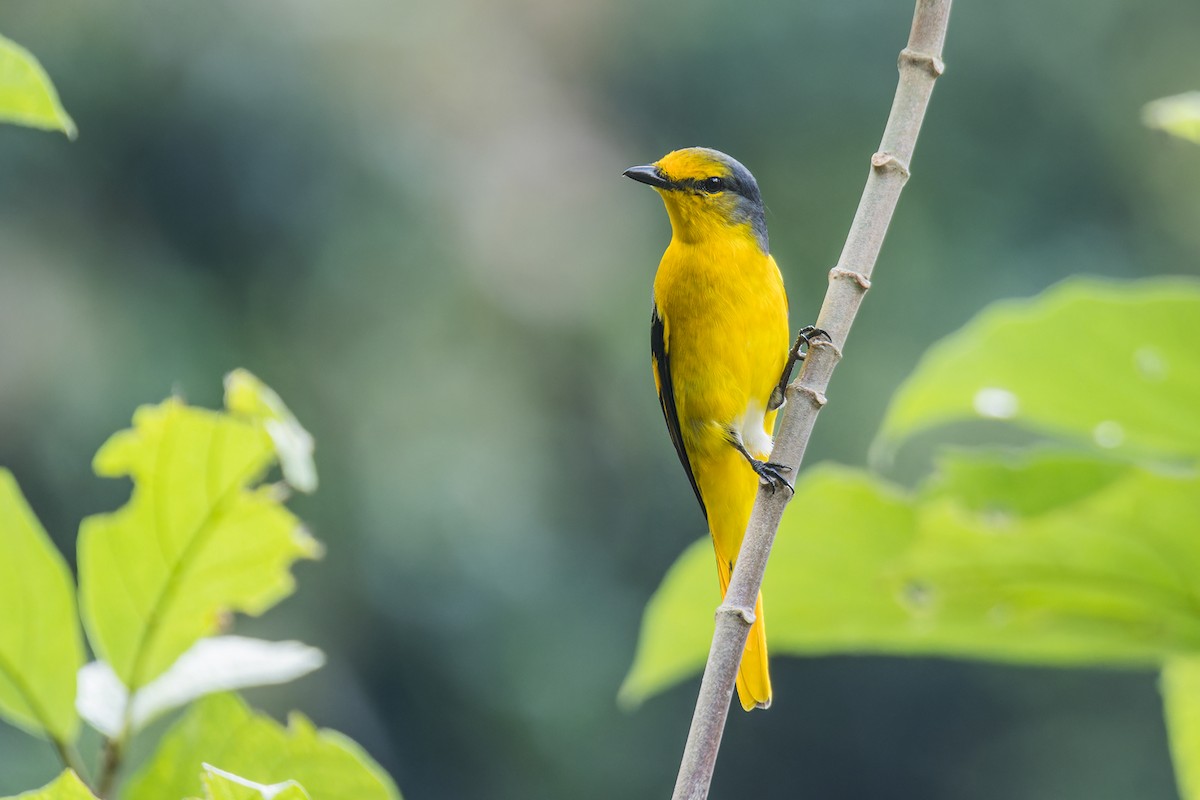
[735, 591, 772, 710]
[717, 559, 773, 711]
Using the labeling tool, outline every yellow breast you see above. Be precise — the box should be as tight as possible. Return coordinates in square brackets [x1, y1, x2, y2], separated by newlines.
[653, 229, 789, 458]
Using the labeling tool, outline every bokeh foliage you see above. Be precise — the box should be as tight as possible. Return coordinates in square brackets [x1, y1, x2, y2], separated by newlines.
[1144, 92, 1200, 145]
[0, 33, 74, 137]
[125, 694, 398, 800]
[0, 470, 84, 742]
[0, 771, 97, 800]
[79, 399, 320, 690]
[0, 368, 399, 798]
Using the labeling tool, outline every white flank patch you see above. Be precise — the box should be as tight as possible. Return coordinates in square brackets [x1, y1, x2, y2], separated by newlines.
[740, 400, 774, 458]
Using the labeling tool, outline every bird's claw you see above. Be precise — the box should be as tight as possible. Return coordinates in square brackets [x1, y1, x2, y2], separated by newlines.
[770, 326, 833, 412]
[751, 460, 794, 495]
[788, 325, 832, 362]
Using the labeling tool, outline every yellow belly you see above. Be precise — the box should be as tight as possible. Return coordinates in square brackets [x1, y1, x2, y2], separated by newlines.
[652, 234, 789, 560]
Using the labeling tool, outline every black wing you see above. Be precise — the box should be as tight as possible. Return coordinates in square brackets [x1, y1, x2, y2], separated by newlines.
[651, 303, 707, 519]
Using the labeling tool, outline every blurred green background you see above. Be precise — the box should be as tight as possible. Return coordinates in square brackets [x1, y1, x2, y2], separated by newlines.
[2, 0, 1199, 797]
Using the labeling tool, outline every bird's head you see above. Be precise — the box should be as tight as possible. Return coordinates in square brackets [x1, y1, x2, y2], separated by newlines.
[624, 147, 768, 253]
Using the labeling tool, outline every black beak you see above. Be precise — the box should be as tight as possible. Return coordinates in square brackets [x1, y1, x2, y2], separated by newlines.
[623, 164, 671, 189]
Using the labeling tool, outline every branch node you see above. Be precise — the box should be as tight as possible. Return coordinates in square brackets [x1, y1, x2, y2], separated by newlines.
[797, 385, 829, 408]
[899, 47, 945, 77]
[871, 151, 910, 178]
[829, 266, 872, 291]
[715, 603, 756, 626]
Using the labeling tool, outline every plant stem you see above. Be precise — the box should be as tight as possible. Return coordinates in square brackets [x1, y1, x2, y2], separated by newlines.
[96, 735, 124, 799]
[50, 736, 92, 785]
[668, 2, 953, 798]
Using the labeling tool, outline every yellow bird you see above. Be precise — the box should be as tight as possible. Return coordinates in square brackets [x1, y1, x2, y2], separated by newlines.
[625, 147, 800, 711]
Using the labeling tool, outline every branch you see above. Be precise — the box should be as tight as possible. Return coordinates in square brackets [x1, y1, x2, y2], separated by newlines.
[669, 2, 954, 798]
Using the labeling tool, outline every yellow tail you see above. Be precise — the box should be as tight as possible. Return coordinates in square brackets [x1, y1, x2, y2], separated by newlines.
[717, 559, 772, 711]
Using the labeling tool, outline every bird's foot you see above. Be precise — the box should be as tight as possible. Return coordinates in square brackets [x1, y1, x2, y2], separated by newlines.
[788, 325, 832, 362]
[769, 326, 833, 411]
[750, 459, 794, 495]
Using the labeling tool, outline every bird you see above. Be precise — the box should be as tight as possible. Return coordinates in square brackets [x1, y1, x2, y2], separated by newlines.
[625, 147, 807, 711]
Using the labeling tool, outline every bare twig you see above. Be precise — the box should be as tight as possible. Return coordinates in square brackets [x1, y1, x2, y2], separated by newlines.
[669, 2, 953, 798]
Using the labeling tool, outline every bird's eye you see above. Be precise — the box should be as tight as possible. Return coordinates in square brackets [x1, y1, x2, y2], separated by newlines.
[702, 176, 725, 193]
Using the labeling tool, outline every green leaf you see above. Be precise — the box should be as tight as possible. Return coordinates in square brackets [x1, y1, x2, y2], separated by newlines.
[0, 470, 84, 741]
[623, 458, 1200, 705]
[621, 466, 917, 707]
[79, 398, 322, 697]
[872, 277, 1200, 463]
[224, 370, 317, 494]
[124, 693, 401, 800]
[0, 34, 76, 138]
[78, 637, 325, 737]
[1163, 657, 1200, 800]
[921, 448, 1132, 516]
[1144, 92, 1200, 145]
[903, 456, 1200, 664]
[199, 764, 310, 800]
[1, 771, 97, 800]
